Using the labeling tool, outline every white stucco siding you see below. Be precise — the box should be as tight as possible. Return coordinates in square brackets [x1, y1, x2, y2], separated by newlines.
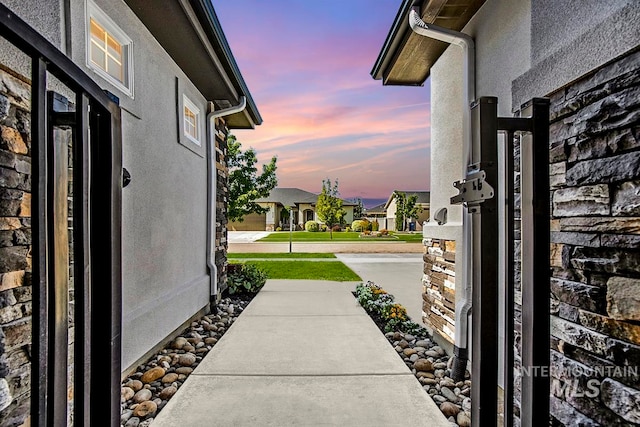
[66, 0, 212, 370]
[342, 206, 354, 225]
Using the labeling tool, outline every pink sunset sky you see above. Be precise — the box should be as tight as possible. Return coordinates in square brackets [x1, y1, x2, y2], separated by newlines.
[213, 0, 431, 205]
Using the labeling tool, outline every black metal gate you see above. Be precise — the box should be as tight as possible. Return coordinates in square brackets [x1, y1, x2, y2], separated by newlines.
[452, 97, 550, 426]
[0, 5, 122, 426]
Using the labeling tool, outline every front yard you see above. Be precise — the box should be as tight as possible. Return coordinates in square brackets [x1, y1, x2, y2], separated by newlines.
[228, 252, 361, 281]
[257, 231, 423, 243]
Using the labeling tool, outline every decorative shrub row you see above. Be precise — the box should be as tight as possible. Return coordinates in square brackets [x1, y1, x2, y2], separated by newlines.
[354, 281, 427, 335]
[351, 218, 381, 232]
[304, 221, 345, 232]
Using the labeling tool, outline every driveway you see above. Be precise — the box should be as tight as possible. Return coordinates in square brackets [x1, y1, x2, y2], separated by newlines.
[227, 231, 272, 243]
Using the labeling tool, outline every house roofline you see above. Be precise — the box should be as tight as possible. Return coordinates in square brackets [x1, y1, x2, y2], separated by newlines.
[371, 0, 485, 86]
[370, 0, 420, 83]
[191, 0, 262, 126]
[123, 0, 262, 128]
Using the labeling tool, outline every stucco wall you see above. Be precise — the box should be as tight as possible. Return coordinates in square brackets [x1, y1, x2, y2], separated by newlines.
[64, 0, 213, 370]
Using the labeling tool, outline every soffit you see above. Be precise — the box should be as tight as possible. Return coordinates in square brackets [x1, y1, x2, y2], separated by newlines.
[372, 0, 485, 86]
[123, 0, 261, 128]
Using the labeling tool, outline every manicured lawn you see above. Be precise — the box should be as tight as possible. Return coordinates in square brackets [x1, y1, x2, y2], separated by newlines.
[228, 252, 336, 259]
[256, 231, 423, 243]
[229, 260, 362, 281]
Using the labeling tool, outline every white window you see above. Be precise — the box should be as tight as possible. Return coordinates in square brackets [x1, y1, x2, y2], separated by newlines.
[86, 0, 133, 97]
[182, 95, 201, 145]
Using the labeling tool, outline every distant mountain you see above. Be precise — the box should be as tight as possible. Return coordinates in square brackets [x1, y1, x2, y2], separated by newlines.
[343, 198, 387, 209]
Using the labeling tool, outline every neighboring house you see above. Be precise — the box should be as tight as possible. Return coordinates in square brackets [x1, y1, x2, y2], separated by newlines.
[372, 0, 639, 425]
[363, 202, 387, 228]
[0, 0, 260, 424]
[229, 187, 355, 231]
[383, 191, 430, 231]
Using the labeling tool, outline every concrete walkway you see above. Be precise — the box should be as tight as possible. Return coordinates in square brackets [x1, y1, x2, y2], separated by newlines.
[151, 280, 449, 427]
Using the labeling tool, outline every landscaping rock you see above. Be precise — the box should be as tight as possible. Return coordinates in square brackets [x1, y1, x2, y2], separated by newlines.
[354, 282, 472, 427]
[119, 295, 255, 426]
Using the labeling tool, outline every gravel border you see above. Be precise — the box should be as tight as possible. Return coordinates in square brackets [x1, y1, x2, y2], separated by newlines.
[119, 293, 256, 427]
[353, 291, 472, 427]
[120, 287, 473, 427]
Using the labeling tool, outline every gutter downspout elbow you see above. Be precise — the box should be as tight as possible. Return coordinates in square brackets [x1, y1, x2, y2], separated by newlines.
[206, 96, 246, 306]
[409, 8, 475, 382]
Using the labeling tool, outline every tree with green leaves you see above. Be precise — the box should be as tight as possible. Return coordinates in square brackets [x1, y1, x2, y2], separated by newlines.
[351, 198, 364, 220]
[404, 193, 422, 231]
[394, 191, 406, 231]
[227, 134, 278, 223]
[315, 178, 345, 240]
[393, 191, 422, 231]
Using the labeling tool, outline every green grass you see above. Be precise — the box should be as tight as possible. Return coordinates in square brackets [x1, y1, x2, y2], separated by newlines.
[229, 260, 362, 281]
[256, 231, 423, 243]
[228, 252, 336, 259]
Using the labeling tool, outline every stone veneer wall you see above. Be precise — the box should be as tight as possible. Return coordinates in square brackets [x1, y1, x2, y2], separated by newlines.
[422, 238, 456, 345]
[214, 117, 229, 297]
[512, 50, 640, 426]
[0, 68, 32, 427]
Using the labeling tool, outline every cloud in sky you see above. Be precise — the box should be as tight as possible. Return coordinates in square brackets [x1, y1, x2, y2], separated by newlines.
[213, 0, 431, 200]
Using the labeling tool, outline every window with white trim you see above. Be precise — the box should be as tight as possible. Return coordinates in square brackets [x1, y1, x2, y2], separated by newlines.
[86, 0, 133, 96]
[182, 95, 201, 146]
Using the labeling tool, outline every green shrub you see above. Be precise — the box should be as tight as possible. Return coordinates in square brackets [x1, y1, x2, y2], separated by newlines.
[305, 221, 319, 232]
[354, 281, 428, 334]
[320, 224, 328, 232]
[345, 226, 351, 233]
[371, 220, 379, 231]
[227, 263, 267, 295]
[275, 227, 282, 231]
[351, 219, 371, 232]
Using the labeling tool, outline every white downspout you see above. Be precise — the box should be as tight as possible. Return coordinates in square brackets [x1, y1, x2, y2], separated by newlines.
[409, 8, 475, 381]
[206, 96, 246, 305]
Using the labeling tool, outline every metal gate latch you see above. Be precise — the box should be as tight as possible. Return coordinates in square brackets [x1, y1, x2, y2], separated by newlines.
[450, 170, 495, 205]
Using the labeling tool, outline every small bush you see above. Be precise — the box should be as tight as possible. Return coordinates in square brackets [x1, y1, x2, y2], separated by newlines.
[331, 225, 342, 232]
[305, 221, 319, 232]
[276, 227, 282, 231]
[351, 219, 371, 232]
[379, 229, 389, 235]
[345, 226, 351, 233]
[371, 220, 379, 232]
[227, 263, 267, 295]
[354, 281, 428, 334]
[320, 224, 328, 232]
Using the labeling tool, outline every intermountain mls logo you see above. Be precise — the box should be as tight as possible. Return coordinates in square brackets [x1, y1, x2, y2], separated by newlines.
[520, 365, 639, 399]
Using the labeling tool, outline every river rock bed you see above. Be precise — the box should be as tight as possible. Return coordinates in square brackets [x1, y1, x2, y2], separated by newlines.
[385, 330, 472, 427]
[119, 293, 255, 427]
[120, 289, 471, 427]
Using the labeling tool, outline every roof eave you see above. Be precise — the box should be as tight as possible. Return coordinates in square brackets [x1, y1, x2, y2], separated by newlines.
[370, 0, 420, 83]
[123, 0, 262, 129]
[191, 0, 262, 127]
[371, 0, 486, 87]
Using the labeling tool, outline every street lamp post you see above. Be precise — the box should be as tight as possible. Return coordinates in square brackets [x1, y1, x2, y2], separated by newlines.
[289, 206, 294, 253]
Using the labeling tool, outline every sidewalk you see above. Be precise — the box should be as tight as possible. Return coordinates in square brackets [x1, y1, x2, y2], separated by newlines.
[336, 253, 425, 326]
[229, 242, 424, 253]
[151, 280, 449, 427]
